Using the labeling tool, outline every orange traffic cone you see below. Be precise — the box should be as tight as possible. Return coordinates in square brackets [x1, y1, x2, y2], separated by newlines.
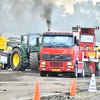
[70, 78, 76, 96]
[33, 81, 40, 100]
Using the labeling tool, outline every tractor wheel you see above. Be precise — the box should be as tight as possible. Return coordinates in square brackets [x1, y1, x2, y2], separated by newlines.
[30, 52, 38, 71]
[71, 65, 78, 78]
[10, 48, 26, 71]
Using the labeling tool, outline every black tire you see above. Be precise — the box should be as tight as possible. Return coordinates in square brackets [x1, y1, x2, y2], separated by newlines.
[10, 48, 26, 71]
[79, 67, 85, 77]
[40, 71, 47, 76]
[71, 65, 78, 78]
[30, 52, 38, 71]
[95, 62, 99, 76]
[89, 67, 92, 77]
[4, 64, 7, 69]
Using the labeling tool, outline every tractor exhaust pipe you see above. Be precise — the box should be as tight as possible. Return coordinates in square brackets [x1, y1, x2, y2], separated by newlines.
[46, 20, 51, 31]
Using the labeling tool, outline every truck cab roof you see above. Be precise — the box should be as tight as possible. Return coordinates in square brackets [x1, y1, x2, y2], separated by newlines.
[43, 31, 73, 36]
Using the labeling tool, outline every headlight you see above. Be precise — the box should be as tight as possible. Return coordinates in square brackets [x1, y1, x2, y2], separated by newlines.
[41, 61, 46, 65]
[67, 62, 72, 65]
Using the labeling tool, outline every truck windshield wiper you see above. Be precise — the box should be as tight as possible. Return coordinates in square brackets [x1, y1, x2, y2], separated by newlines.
[43, 43, 55, 48]
[56, 43, 69, 48]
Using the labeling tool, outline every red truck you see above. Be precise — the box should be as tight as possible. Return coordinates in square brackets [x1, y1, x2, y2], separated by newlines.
[78, 27, 99, 76]
[39, 31, 84, 78]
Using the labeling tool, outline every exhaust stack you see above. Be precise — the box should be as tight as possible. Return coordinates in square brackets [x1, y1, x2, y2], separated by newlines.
[46, 20, 51, 31]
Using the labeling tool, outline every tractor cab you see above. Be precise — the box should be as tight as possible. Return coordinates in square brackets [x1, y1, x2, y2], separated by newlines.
[21, 33, 41, 47]
[21, 33, 41, 55]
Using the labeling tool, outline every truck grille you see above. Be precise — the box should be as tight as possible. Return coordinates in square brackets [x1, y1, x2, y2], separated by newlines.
[50, 62, 62, 67]
[42, 54, 72, 61]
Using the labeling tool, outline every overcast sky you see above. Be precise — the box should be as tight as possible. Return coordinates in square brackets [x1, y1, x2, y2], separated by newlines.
[0, 0, 100, 42]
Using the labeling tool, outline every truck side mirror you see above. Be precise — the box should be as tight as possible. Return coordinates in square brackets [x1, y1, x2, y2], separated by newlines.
[36, 37, 39, 46]
[74, 36, 76, 44]
[76, 39, 79, 46]
[21, 35, 23, 44]
[21, 35, 23, 41]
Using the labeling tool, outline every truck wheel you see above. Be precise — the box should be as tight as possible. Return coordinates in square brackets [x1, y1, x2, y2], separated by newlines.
[95, 62, 99, 76]
[71, 65, 78, 78]
[30, 52, 38, 71]
[40, 71, 47, 76]
[79, 67, 85, 77]
[10, 48, 26, 71]
[89, 67, 92, 76]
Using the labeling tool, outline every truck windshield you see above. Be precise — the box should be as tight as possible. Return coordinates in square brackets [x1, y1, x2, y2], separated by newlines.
[81, 35, 93, 42]
[41, 35, 73, 48]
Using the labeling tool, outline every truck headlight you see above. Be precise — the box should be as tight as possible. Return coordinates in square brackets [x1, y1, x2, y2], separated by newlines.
[41, 61, 46, 65]
[67, 62, 72, 65]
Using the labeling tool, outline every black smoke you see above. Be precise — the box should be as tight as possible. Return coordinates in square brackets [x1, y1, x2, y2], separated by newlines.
[9, 0, 54, 31]
[46, 20, 51, 31]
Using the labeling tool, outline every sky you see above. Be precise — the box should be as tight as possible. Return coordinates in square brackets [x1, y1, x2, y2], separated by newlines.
[0, 0, 100, 42]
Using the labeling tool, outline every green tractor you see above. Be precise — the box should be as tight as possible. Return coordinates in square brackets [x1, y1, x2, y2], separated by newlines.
[10, 33, 41, 71]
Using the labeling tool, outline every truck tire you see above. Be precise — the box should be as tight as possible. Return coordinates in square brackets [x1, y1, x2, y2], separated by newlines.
[79, 67, 85, 77]
[89, 67, 92, 76]
[95, 62, 99, 76]
[10, 48, 26, 71]
[30, 52, 38, 71]
[71, 65, 78, 78]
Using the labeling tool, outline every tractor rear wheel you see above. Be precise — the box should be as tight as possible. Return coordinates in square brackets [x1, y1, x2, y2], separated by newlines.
[30, 52, 38, 71]
[10, 48, 26, 71]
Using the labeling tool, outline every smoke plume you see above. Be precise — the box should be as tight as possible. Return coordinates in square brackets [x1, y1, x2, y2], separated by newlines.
[9, 0, 54, 31]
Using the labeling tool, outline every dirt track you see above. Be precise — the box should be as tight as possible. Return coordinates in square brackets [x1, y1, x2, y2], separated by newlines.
[0, 70, 100, 100]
